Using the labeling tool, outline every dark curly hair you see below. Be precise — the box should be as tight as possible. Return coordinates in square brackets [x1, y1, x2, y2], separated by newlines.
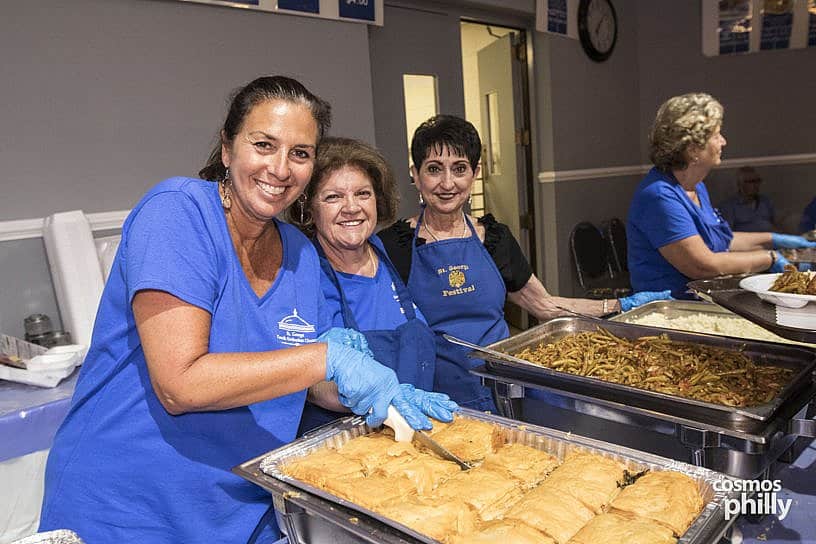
[410, 114, 481, 171]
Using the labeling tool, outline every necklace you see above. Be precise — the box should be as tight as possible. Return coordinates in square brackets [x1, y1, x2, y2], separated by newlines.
[423, 212, 467, 242]
[330, 243, 377, 277]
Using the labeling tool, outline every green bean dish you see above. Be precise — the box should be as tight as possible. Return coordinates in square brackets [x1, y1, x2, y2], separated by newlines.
[513, 328, 795, 407]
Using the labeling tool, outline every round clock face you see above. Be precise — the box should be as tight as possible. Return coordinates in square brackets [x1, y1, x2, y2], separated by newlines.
[579, 0, 618, 62]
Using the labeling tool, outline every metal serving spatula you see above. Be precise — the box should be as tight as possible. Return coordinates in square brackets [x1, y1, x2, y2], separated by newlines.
[384, 405, 471, 470]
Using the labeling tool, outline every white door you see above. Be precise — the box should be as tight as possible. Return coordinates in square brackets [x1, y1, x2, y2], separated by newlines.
[478, 32, 535, 329]
[477, 32, 531, 249]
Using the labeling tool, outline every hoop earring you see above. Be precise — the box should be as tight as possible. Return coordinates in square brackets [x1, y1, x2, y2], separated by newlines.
[220, 167, 232, 211]
[298, 194, 307, 223]
[418, 193, 425, 206]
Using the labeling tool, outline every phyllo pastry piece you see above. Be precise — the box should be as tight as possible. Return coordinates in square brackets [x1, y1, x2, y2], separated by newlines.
[448, 519, 556, 544]
[431, 467, 524, 521]
[282, 448, 364, 488]
[430, 417, 503, 462]
[609, 470, 703, 536]
[541, 451, 626, 513]
[336, 432, 419, 474]
[505, 483, 595, 544]
[324, 473, 416, 510]
[376, 453, 461, 495]
[482, 443, 559, 488]
[568, 512, 676, 544]
[379, 496, 477, 542]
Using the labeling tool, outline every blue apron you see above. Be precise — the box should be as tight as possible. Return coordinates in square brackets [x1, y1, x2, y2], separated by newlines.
[407, 211, 508, 412]
[299, 237, 437, 434]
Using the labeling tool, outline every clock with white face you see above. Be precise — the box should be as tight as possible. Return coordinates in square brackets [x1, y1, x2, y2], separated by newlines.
[578, 0, 618, 62]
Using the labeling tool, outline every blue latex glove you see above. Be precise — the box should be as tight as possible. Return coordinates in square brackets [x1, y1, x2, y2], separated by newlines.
[769, 251, 792, 273]
[618, 290, 673, 312]
[398, 384, 459, 423]
[771, 233, 816, 249]
[318, 327, 373, 357]
[324, 340, 430, 429]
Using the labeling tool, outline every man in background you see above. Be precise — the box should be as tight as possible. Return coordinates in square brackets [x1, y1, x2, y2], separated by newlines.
[800, 197, 816, 233]
[718, 166, 776, 232]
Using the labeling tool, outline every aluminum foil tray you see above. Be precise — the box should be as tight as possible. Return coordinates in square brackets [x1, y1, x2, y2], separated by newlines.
[12, 531, 85, 544]
[473, 317, 816, 428]
[234, 409, 741, 544]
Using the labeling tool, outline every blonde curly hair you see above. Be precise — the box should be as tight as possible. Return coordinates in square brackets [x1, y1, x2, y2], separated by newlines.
[649, 93, 723, 172]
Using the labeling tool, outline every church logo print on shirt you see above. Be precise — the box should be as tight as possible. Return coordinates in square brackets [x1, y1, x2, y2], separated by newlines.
[277, 308, 316, 346]
[437, 264, 476, 297]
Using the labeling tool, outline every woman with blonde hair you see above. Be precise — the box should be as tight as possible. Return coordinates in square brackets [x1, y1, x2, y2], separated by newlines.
[627, 92, 815, 297]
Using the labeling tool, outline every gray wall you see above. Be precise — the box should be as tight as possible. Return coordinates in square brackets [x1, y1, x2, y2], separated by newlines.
[0, 0, 376, 221]
[0, 0, 376, 337]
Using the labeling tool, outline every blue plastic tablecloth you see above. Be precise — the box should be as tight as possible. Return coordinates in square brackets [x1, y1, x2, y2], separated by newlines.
[738, 442, 816, 543]
[0, 370, 77, 462]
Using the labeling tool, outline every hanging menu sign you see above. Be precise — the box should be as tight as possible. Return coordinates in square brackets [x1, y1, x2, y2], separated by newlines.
[719, 0, 752, 54]
[338, 0, 375, 22]
[278, 0, 318, 13]
[809, 0, 816, 46]
[760, 0, 794, 49]
[703, 0, 811, 55]
[177, 0, 383, 25]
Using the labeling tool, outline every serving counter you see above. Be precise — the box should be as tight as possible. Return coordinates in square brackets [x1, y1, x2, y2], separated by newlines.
[0, 371, 77, 543]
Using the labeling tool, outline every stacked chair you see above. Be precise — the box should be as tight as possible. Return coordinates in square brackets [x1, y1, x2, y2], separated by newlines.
[569, 220, 632, 299]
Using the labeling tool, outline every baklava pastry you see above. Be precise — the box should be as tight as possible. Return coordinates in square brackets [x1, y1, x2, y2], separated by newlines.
[481, 443, 559, 488]
[505, 484, 595, 544]
[324, 473, 417, 510]
[568, 512, 676, 544]
[336, 432, 419, 473]
[541, 451, 626, 513]
[379, 497, 477, 542]
[282, 448, 364, 487]
[448, 519, 556, 544]
[609, 471, 703, 536]
[431, 467, 523, 521]
[376, 454, 461, 495]
[429, 416, 503, 462]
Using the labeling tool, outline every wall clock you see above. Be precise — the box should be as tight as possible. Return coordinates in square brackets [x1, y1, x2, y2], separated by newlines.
[578, 0, 618, 62]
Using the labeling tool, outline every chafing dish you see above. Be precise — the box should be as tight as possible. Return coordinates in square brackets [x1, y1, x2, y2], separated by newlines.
[234, 409, 742, 544]
[472, 317, 816, 479]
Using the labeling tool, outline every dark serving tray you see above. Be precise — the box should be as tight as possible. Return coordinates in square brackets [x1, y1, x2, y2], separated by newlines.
[710, 290, 816, 344]
[470, 317, 816, 431]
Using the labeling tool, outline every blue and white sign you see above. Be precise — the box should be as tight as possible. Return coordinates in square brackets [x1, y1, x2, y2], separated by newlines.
[339, 0, 375, 22]
[278, 0, 318, 13]
[760, 2, 794, 50]
[547, 0, 568, 35]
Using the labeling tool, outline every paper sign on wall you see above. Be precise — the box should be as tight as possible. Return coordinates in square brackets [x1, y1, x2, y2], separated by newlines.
[339, 0, 375, 22]
[278, 0, 318, 13]
[535, 0, 578, 38]
[703, 0, 812, 55]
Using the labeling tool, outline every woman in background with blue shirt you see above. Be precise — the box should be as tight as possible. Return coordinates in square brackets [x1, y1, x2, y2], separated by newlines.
[627, 93, 816, 298]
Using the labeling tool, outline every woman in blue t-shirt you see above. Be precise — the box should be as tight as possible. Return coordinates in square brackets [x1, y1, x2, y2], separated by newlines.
[627, 92, 816, 297]
[39, 77, 455, 544]
[289, 137, 451, 434]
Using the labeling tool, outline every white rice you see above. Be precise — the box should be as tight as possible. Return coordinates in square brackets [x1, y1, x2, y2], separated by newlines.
[624, 313, 814, 347]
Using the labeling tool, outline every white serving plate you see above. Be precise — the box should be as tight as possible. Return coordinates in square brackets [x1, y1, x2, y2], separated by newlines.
[739, 274, 816, 309]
